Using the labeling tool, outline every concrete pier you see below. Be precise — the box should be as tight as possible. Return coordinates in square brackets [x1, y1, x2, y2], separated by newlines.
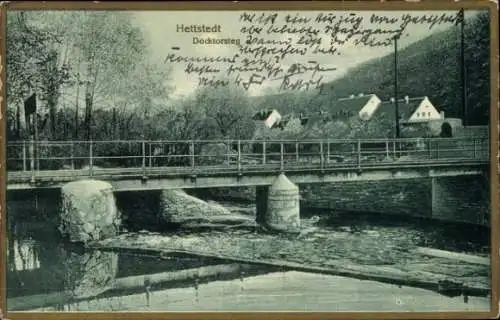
[263, 174, 301, 232]
[60, 180, 121, 243]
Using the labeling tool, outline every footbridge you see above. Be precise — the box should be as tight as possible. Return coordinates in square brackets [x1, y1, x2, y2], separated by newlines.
[6, 137, 489, 191]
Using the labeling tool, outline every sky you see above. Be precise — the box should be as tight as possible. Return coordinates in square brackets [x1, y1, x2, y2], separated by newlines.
[130, 10, 471, 98]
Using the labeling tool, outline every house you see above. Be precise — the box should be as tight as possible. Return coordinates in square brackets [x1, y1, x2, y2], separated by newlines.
[372, 96, 443, 124]
[252, 108, 285, 129]
[326, 93, 382, 121]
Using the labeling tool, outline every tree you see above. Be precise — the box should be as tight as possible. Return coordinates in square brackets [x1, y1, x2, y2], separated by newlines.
[193, 84, 256, 139]
[69, 12, 147, 141]
[5, 11, 157, 142]
[6, 11, 70, 139]
[463, 11, 490, 125]
[105, 61, 173, 140]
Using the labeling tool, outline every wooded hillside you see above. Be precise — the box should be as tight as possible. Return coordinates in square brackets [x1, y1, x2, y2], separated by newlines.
[256, 12, 490, 126]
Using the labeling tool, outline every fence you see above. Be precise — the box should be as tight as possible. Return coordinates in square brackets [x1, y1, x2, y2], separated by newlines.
[5, 137, 490, 178]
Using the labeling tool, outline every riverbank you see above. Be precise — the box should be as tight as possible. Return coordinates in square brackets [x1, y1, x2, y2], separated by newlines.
[91, 220, 490, 298]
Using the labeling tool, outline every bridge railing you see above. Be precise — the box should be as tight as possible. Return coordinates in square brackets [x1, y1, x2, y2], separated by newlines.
[6, 137, 489, 178]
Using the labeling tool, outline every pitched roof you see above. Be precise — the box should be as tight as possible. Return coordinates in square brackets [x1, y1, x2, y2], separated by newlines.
[372, 96, 427, 122]
[299, 110, 341, 129]
[323, 94, 374, 116]
[252, 109, 274, 121]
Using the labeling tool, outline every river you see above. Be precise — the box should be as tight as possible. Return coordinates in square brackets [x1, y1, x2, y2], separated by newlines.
[5, 189, 491, 312]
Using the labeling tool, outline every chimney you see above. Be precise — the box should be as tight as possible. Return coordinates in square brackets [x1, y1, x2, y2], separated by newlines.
[404, 95, 409, 104]
[349, 94, 355, 98]
[358, 93, 364, 97]
[440, 111, 445, 119]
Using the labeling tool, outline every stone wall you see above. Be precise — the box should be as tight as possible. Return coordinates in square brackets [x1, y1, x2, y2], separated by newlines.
[196, 176, 489, 226]
[300, 179, 433, 218]
[432, 175, 490, 225]
[195, 181, 432, 218]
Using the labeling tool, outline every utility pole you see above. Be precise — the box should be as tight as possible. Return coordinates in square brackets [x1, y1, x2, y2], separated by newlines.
[394, 35, 401, 139]
[459, 8, 468, 126]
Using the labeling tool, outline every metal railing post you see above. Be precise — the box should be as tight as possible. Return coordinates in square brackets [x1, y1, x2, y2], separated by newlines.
[36, 141, 40, 171]
[427, 140, 432, 159]
[280, 142, 284, 172]
[142, 140, 146, 174]
[237, 140, 242, 172]
[473, 139, 477, 159]
[89, 141, 93, 177]
[22, 141, 27, 171]
[71, 141, 75, 170]
[190, 141, 195, 168]
[320, 141, 324, 170]
[262, 141, 266, 165]
[148, 142, 152, 167]
[295, 142, 299, 163]
[29, 139, 35, 183]
[357, 140, 361, 169]
[326, 141, 330, 164]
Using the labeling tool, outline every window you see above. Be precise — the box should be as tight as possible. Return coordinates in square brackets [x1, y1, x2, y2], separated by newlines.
[428, 112, 431, 117]
[416, 112, 420, 117]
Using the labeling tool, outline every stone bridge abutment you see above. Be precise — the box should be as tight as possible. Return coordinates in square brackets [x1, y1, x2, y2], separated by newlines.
[431, 175, 490, 225]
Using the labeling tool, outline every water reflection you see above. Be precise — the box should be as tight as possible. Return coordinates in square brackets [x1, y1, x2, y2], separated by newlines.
[6, 191, 491, 312]
[8, 239, 41, 272]
[62, 249, 118, 300]
[26, 271, 490, 312]
[6, 212, 272, 311]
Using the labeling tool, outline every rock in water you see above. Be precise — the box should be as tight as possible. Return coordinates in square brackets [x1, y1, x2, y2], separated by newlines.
[160, 189, 253, 227]
[60, 180, 120, 244]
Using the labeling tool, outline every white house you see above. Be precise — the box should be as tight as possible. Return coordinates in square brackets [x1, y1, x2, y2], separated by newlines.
[405, 96, 443, 123]
[357, 94, 382, 120]
[373, 96, 443, 123]
[252, 108, 283, 129]
[327, 93, 382, 121]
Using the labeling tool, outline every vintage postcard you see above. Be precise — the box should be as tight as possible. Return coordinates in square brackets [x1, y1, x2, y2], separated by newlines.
[0, 1, 498, 319]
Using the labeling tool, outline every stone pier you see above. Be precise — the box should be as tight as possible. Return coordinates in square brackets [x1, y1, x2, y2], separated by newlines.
[431, 175, 489, 226]
[60, 180, 121, 244]
[256, 174, 301, 232]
